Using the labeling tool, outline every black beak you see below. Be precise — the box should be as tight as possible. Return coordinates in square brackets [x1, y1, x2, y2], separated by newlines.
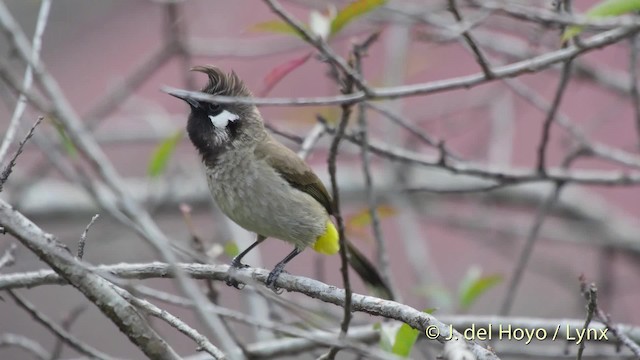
[169, 92, 200, 109]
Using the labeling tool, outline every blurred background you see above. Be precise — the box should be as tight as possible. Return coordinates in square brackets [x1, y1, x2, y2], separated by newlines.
[1, 0, 639, 359]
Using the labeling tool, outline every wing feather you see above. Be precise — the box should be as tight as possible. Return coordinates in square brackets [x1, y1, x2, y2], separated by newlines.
[255, 136, 334, 215]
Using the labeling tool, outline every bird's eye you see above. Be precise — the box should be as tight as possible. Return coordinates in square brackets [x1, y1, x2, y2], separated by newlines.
[208, 103, 222, 116]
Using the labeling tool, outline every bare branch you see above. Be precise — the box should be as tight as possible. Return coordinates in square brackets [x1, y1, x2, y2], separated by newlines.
[0, 262, 500, 359]
[500, 183, 564, 315]
[322, 60, 357, 359]
[0, 199, 182, 360]
[630, 35, 640, 146]
[76, 214, 100, 260]
[49, 304, 88, 360]
[0, 116, 43, 192]
[0, 243, 17, 270]
[448, 0, 494, 78]
[164, 25, 640, 107]
[115, 286, 226, 359]
[7, 290, 113, 360]
[0, 333, 50, 360]
[263, 0, 372, 94]
[536, 59, 573, 173]
[0, 5, 241, 354]
[0, 0, 50, 164]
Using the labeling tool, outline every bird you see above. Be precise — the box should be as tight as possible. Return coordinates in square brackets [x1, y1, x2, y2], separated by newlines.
[170, 65, 393, 299]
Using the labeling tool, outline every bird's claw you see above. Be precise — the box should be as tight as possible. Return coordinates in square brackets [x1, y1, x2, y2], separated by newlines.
[225, 261, 249, 289]
[230, 260, 250, 269]
[224, 274, 245, 289]
[265, 268, 285, 294]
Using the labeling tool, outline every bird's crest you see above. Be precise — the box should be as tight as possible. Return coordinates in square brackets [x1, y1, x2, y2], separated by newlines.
[190, 65, 251, 97]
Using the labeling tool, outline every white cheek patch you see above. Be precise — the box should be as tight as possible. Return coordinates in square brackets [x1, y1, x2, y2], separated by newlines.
[209, 110, 239, 128]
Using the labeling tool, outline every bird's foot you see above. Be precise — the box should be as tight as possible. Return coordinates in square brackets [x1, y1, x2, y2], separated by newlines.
[230, 259, 249, 269]
[265, 267, 285, 295]
[225, 261, 249, 289]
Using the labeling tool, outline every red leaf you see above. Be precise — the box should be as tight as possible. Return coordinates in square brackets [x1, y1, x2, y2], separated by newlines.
[260, 52, 313, 96]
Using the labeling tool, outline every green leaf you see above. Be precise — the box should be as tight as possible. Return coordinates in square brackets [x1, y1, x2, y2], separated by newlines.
[331, 0, 386, 35]
[147, 130, 183, 177]
[458, 268, 502, 311]
[224, 241, 240, 258]
[392, 323, 419, 357]
[422, 307, 437, 315]
[563, 0, 640, 40]
[49, 117, 77, 157]
[250, 20, 306, 37]
[389, 308, 433, 357]
[252, 0, 386, 39]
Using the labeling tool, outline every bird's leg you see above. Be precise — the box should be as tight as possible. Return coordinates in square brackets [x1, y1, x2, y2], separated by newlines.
[266, 247, 302, 293]
[226, 234, 266, 289]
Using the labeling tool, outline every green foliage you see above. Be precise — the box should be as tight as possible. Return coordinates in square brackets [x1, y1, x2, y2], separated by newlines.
[391, 323, 420, 357]
[330, 0, 386, 35]
[563, 0, 640, 40]
[388, 309, 434, 357]
[458, 267, 502, 311]
[49, 117, 77, 157]
[224, 241, 240, 258]
[252, 0, 386, 38]
[147, 130, 183, 177]
[251, 20, 303, 36]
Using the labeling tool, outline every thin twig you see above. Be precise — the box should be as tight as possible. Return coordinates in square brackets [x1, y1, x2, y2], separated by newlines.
[7, 290, 114, 360]
[576, 283, 597, 360]
[322, 122, 353, 356]
[474, 0, 640, 29]
[264, 122, 305, 143]
[501, 150, 584, 315]
[0, 261, 501, 360]
[164, 24, 640, 107]
[322, 56, 359, 359]
[49, 304, 88, 360]
[76, 214, 100, 260]
[133, 286, 394, 360]
[86, 44, 176, 128]
[262, 0, 372, 95]
[321, 120, 640, 186]
[0, 0, 50, 164]
[504, 78, 640, 171]
[630, 35, 640, 147]
[405, 182, 511, 194]
[536, 59, 574, 173]
[115, 286, 226, 360]
[0, 5, 241, 355]
[165, 0, 195, 90]
[499, 182, 564, 315]
[448, 0, 494, 78]
[0, 199, 182, 360]
[298, 123, 326, 160]
[0, 116, 44, 192]
[353, 35, 394, 299]
[364, 102, 462, 161]
[0, 333, 51, 360]
[0, 243, 17, 270]
[27, 42, 177, 183]
[576, 276, 640, 357]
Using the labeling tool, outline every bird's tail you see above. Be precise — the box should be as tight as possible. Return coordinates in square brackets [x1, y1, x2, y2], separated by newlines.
[345, 240, 394, 300]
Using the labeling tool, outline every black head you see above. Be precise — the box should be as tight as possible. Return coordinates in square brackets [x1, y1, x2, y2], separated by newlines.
[170, 66, 264, 167]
